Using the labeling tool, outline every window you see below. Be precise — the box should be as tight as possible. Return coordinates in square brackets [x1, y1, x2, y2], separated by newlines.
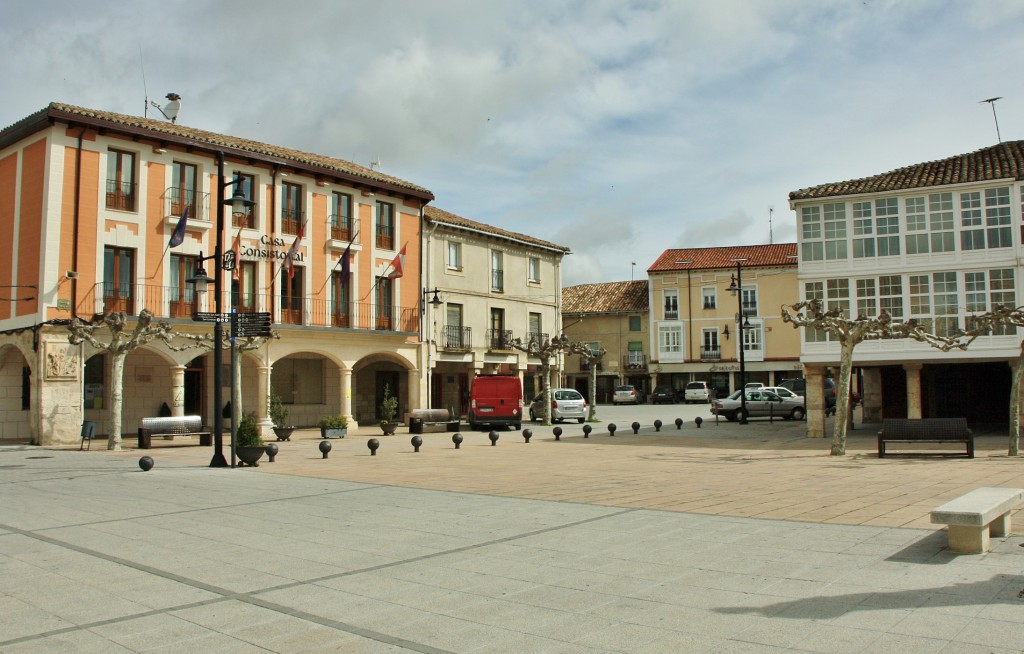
[743, 321, 762, 353]
[330, 192, 352, 241]
[801, 206, 823, 261]
[856, 278, 876, 318]
[701, 329, 719, 358]
[986, 187, 1012, 249]
[741, 287, 757, 316]
[965, 271, 987, 314]
[489, 308, 507, 348]
[282, 182, 302, 235]
[375, 276, 393, 330]
[84, 354, 105, 409]
[376, 200, 395, 250]
[528, 257, 541, 282]
[928, 193, 954, 253]
[627, 341, 644, 367]
[663, 289, 678, 319]
[491, 250, 504, 292]
[231, 172, 256, 228]
[106, 149, 136, 211]
[932, 271, 958, 336]
[169, 254, 197, 318]
[444, 304, 466, 348]
[879, 275, 903, 321]
[232, 261, 257, 312]
[528, 312, 544, 345]
[906, 196, 929, 254]
[990, 268, 1016, 335]
[804, 281, 826, 343]
[329, 270, 350, 327]
[657, 323, 683, 361]
[628, 315, 641, 331]
[281, 268, 304, 325]
[447, 241, 462, 270]
[909, 274, 931, 332]
[103, 246, 135, 314]
[852, 201, 874, 258]
[171, 162, 198, 219]
[702, 287, 716, 309]
[823, 203, 847, 260]
[875, 198, 900, 256]
[825, 279, 849, 342]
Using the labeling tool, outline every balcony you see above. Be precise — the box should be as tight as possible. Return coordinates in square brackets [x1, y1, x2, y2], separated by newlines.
[106, 180, 136, 212]
[164, 187, 210, 221]
[623, 353, 647, 371]
[232, 207, 256, 229]
[486, 329, 513, 351]
[700, 348, 721, 362]
[282, 210, 304, 235]
[526, 331, 549, 349]
[376, 226, 394, 250]
[441, 325, 472, 352]
[741, 301, 758, 317]
[329, 215, 353, 242]
[580, 358, 603, 372]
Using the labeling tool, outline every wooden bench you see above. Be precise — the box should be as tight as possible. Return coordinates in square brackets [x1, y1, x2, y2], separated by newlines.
[930, 487, 1024, 553]
[408, 408, 460, 434]
[137, 416, 212, 449]
[877, 418, 973, 458]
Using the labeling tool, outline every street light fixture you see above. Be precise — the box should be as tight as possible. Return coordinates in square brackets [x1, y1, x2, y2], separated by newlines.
[187, 151, 254, 468]
[727, 258, 749, 425]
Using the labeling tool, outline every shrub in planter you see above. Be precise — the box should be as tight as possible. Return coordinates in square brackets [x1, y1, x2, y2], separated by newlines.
[318, 414, 348, 439]
[235, 413, 266, 466]
[269, 392, 294, 441]
[379, 383, 398, 434]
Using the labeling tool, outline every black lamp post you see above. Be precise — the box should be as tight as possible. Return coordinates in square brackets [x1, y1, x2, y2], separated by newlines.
[187, 151, 254, 467]
[421, 288, 443, 409]
[727, 258, 749, 425]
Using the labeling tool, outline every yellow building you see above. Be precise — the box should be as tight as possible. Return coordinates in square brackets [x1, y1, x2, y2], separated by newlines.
[0, 102, 435, 445]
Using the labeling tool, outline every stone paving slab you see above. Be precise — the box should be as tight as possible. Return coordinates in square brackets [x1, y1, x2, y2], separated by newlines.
[2, 414, 1022, 652]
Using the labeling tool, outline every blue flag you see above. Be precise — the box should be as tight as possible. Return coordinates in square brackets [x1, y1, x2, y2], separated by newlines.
[168, 206, 189, 248]
[340, 242, 351, 286]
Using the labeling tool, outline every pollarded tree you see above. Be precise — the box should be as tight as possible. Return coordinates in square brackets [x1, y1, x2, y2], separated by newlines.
[782, 300, 964, 456]
[68, 310, 203, 451]
[510, 334, 570, 426]
[567, 341, 606, 421]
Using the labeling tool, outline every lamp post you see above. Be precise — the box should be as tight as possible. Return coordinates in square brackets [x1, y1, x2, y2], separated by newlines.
[421, 288, 443, 409]
[187, 151, 254, 467]
[727, 258, 749, 425]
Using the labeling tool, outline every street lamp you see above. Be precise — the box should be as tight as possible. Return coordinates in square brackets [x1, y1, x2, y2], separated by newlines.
[727, 258, 749, 424]
[187, 151, 254, 467]
[420, 288, 444, 409]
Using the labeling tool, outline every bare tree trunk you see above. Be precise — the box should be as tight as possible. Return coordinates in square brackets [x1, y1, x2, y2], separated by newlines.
[830, 339, 855, 456]
[1009, 346, 1024, 456]
[588, 359, 598, 420]
[108, 351, 126, 450]
[542, 364, 553, 426]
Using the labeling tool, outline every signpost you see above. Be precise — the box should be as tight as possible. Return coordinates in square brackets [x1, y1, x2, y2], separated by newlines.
[232, 312, 272, 338]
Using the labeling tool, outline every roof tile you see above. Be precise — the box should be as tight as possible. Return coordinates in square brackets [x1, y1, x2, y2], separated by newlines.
[648, 244, 797, 273]
[424, 205, 570, 253]
[563, 281, 648, 314]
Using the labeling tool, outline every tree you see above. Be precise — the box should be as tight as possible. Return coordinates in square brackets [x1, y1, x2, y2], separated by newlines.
[68, 310, 202, 451]
[510, 334, 570, 426]
[782, 300, 963, 456]
[567, 341, 606, 421]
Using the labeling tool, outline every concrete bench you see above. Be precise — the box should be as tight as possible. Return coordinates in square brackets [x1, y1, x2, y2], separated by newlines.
[408, 409, 460, 434]
[137, 416, 212, 449]
[877, 417, 973, 458]
[930, 487, 1024, 553]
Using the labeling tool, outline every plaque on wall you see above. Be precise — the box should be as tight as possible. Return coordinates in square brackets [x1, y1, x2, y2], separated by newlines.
[45, 342, 79, 380]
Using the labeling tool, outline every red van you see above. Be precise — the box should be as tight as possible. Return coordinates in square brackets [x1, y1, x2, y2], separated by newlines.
[468, 375, 523, 430]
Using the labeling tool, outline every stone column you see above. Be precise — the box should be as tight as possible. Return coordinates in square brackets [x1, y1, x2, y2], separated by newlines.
[407, 367, 420, 420]
[861, 367, 882, 423]
[171, 365, 186, 417]
[341, 367, 356, 426]
[257, 365, 273, 438]
[904, 363, 922, 419]
[805, 365, 826, 438]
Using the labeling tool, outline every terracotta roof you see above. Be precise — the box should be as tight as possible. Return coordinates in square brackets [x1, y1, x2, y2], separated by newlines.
[562, 281, 648, 314]
[789, 141, 1024, 201]
[0, 102, 433, 200]
[648, 244, 797, 273]
[424, 205, 570, 253]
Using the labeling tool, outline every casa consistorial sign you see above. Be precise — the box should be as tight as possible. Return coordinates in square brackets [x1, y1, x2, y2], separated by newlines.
[238, 234, 306, 262]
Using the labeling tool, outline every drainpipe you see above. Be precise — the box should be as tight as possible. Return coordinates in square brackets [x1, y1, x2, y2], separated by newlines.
[72, 127, 86, 318]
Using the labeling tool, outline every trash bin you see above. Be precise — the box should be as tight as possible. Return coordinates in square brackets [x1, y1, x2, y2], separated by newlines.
[409, 417, 424, 434]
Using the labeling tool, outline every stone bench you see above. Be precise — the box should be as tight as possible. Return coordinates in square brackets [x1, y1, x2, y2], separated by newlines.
[408, 409, 460, 434]
[877, 417, 973, 458]
[930, 487, 1024, 553]
[137, 415, 212, 449]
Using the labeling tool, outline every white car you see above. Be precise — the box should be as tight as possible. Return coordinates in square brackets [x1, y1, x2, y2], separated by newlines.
[612, 385, 640, 405]
[683, 381, 712, 404]
[529, 388, 588, 423]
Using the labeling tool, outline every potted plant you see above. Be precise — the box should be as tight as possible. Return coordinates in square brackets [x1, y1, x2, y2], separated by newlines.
[235, 413, 265, 467]
[318, 414, 348, 439]
[379, 383, 399, 435]
[269, 392, 294, 441]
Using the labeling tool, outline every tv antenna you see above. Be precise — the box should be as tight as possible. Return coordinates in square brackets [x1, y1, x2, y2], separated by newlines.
[768, 206, 774, 244]
[150, 93, 181, 123]
[369, 157, 381, 170]
[979, 97, 1003, 143]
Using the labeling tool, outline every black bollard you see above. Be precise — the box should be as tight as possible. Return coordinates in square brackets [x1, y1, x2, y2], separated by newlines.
[368, 438, 380, 456]
[675, 418, 683, 430]
[411, 435, 423, 452]
[139, 456, 154, 471]
[452, 433, 463, 449]
[694, 416, 703, 428]
[654, 419, 662, 432]
[582, 424, 592, 438]
[488, 431, 499, 446]
[319, 440, 331, 459]
[631, 421, 640, 434]
[523, 429, 532, 443]
[608, 423, 617, 436]
[265, 443, 278, 463]
[553, 427, 562, 441]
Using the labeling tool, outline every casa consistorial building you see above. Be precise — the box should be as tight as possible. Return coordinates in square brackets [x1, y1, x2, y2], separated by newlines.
[0, 102, 436, 445]
[789, 141, 1024, 434]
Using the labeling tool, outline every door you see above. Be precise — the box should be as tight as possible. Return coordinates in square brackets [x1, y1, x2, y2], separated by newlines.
[376, 371, 400, 421]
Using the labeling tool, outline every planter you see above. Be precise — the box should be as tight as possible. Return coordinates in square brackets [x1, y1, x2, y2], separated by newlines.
[273, 427, 295, 441]
[236, 446, 266, 467]
[320, 427, 347, 439]
[380, 422, 398, 435]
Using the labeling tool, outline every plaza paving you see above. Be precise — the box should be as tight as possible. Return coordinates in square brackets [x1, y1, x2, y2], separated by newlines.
[1, 408, 1022, 652]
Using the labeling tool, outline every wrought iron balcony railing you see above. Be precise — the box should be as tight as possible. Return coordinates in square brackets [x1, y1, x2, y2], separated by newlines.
[486, 329, 513, 351]
[700, 348, 721, 362]
[441, 325, 472, 351]
[623, 353, 647, 370]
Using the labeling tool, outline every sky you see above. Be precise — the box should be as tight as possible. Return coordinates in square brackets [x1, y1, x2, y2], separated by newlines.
[2, 0, 1022, 286]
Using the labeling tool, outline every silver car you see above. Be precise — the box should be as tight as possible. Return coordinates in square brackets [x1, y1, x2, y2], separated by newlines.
[711, 389, 805, 421]
[529, 388, 588, 423]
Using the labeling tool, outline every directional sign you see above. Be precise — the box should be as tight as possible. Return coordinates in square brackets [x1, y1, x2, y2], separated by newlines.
[192, 311, 230, 323]
[235, 312, 271, 324]
[231, 312, 272, 338]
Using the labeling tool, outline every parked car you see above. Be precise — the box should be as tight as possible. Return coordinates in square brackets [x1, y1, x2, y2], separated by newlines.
[760, 386, 803, 401]
[529, 388, 587, 423]
[613, 385, 641, 405]
[711, 388, 806, 421]
[778, 377, 857, 410]
[651, 386, 678, 404]
[683, 381, 712, 404]
[744, 382, 765, 390]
